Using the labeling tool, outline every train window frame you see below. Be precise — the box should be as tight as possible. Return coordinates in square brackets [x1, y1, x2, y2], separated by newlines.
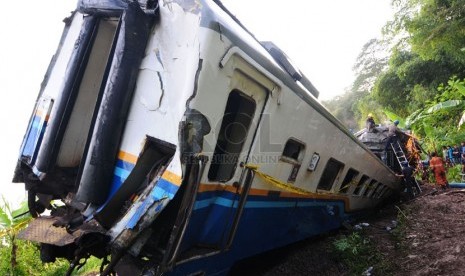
[339, 168, 359, 194]
[353, 175, 369, 195]
[382, 188, 392, 197]
[317, 158, 344, 191]
[370, 182, 383, 198]
[376, 185, 387, 198]
[363, 179, 377, 197]
[280, 138, 305, 165]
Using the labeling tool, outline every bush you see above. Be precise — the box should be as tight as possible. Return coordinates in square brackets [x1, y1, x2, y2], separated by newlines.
[446, 164, 462, 183]
[332, 231, 392, 275]
[0, 239, 69, 276]
[0, 199, 100, 275]
[0, 239, 101, 276]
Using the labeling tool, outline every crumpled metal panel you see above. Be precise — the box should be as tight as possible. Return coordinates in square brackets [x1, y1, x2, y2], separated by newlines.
[17, 217, 83, 246]
[77, 0, 154, 14]
[78, 0, 128, 13]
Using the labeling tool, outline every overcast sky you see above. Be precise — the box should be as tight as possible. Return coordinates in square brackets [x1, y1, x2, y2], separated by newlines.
[0, 1, 76, 206]
[0, 0, 393, 205]
[221, 0, 394, 100]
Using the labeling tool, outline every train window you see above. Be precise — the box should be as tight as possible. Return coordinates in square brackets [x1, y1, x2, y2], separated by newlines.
[208, 90, 256, 182]
[339, 168, 359, 193]
[363, 179, 377, 197]
[371, 182, 383, 198]
[381, 186, 392, 197]
[281, 138, 305, 163]
[377, 185, 387, 198]
[317, 158, 344, 191]
[353, 175, 369, 195]
[280, 138, 305, 183]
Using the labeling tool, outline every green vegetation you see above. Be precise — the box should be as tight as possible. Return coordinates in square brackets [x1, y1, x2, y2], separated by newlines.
[0, 239, 69, 276]
[391, 205, 410, 250]
[0, 199, 100, 275]
[332, 231, 393, 275]
[331, 206, 414, 276]
[0, 240, 101, 276]
[323, 0, 465, 152]
[446, 164, 463, 183]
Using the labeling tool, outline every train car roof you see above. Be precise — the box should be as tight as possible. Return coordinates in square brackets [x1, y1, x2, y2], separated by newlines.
[76, 0, 319, 99]
[201, 0, 397, 171]
[75, 0, 391, 168]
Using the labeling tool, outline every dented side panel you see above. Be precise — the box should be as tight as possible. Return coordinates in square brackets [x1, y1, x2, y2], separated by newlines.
[99, 1, 205, 246]
[115, 0, 202, 180]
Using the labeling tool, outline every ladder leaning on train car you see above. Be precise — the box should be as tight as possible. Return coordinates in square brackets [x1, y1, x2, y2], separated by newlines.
[391, 140, 422, 198]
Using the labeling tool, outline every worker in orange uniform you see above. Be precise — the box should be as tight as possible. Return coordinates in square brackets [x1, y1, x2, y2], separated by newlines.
[429, 151, 449, 189]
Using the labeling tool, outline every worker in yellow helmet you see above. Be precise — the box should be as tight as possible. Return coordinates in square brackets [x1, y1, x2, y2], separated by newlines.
[366, 113, 375, 132]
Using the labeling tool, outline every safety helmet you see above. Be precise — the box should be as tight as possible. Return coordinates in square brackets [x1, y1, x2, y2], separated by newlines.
[394, 120, 399, 125]
[368, 113, 373, 118]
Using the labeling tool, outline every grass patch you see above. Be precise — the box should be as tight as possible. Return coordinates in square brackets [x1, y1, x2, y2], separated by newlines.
[0, 239, 68, 276]
[332, 231, 393, 275]
[0, 239, 101, 276]
[391, 205, 409, 248]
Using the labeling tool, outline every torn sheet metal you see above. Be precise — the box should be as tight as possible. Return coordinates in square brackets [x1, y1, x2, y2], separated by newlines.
[180, 109, 211, 160]
[109, 175, 174, 239]
[109, 195, 170, 250]
[137, 70, 165, 111]
[17, 217, 83, 246]
[78, 0, 129, 14]
[118, 0, 202, 177]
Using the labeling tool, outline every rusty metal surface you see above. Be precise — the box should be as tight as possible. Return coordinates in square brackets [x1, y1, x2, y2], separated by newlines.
[17, 216, 82, 246]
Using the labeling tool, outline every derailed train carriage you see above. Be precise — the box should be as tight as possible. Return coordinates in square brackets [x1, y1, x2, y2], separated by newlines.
[13, 0, 408, 275]
[355, 125, 421, 168]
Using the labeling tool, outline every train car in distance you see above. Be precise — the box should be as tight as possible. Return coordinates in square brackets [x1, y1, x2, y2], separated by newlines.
[13, 0, 409, 275]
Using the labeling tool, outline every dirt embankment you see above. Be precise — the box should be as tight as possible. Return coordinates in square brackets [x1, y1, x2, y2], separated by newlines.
[384, 185, 465, 276]
[231, 184, 465, 276]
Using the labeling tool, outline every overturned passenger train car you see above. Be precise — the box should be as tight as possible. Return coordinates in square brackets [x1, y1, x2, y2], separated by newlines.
[13, 0, 403, 275]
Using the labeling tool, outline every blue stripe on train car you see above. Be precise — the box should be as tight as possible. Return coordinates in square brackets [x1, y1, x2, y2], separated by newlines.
[171, 192, 351, 275]
[181, 188, 347, 253]
[107, 159, 136, 199]
[125, 178, 179, 229]
[100, 160, 180, 213]
[146, 178, 178, 200]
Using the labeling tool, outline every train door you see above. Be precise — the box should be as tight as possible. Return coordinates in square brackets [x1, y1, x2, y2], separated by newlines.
[202, 68, 269, 247]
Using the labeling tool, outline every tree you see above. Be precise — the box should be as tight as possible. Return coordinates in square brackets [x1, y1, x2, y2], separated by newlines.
[0, 199, 99, 275]
[352, 38, 390, 94]
[406, 0, 465, 65]
[0, 198, 31, 273]
[405, 77, 465, 152]
[324, 39, 391, 130]
[328, 0, 465, 148]
[322, 90, 365, 131]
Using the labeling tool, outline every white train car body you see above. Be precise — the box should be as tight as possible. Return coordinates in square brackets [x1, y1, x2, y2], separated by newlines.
[13, 0, 401, 275]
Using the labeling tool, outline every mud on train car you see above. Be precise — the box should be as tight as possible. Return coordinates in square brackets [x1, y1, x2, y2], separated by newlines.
[12, 0, 404, 275]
